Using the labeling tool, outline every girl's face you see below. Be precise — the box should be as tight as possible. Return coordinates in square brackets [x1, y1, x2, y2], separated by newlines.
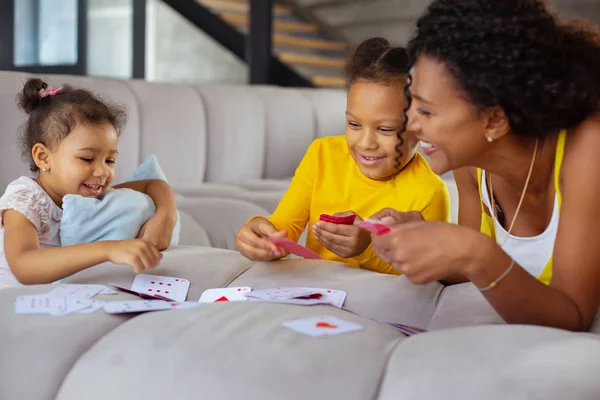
[36, 122, 118, 206]
[407, 55, 492, 174]
[345, 80, 418, 181]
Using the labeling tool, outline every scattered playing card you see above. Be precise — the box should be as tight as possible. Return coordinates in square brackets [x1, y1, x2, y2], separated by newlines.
[263, 237, 322, 259]
[15, 294, 62, 315]
[131, 274, 190, 302]
[103, 300, 172, 314]
[50, 284, 106, 299]
[110, 284, 174, 301]
[246, 287, 346, 307]
[51, 297, 94, 316]
[245, 287, 317, 301]
[357, 219, 391, 235]
[319, 214, 356, 225]
[199, 287, 251, 303]
[76, 299, 106, 314]
[282, 316, 364, 337]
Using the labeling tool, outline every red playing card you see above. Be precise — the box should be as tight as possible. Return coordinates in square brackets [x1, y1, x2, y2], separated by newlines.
[358, 219, 391, 235]
[264, 237, 322, 259]
[319, 214, 357, 225]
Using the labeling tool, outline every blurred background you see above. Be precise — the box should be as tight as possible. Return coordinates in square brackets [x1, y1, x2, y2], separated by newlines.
[1, 0, 599, 89]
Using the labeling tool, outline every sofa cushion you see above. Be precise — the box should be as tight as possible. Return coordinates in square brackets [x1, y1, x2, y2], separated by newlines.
[253, 87, 315, 180]
[0, 284, 134, 400]
[55, 302, 404, 400]
[378, 325, 600, 400]
[0, 71, 32, 193]
[126, 80, 208, 185]
[195, 85, 266, 183]
[427, 282, 505, 330]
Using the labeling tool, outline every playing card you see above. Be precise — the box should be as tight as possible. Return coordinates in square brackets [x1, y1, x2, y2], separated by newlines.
[246, 287, 346, 308]
[263, 237, 322, 259]
[15, 294, 63, 315]
[357, 219, 391, 235]
[282, 316, 364, 337]
[131, 274, 190, 302]
[76, 299, 106, 314]
[110, 284, 174, 301]
[50, 284, 107, 299]
[199, 287, 251, 303]
[51, 297, 94, 316]
[319, 214, 357, 225]
[103, 300, 172, 314]
[244, 287, 318, 301]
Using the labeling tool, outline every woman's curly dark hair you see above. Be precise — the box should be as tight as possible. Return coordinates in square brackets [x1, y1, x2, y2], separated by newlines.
[404, 0, 600, 139]
[346, 37, 411, 169]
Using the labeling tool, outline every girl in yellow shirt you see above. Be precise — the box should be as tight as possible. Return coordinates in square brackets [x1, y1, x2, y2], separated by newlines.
[236, 37, 449, 275]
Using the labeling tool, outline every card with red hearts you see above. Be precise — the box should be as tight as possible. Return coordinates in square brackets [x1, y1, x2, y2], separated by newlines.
[319, 214, 357, 225]
[282, 316, 364, 337]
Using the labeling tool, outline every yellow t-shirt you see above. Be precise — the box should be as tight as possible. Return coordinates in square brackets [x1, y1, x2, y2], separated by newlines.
[264, 135, 450, 275]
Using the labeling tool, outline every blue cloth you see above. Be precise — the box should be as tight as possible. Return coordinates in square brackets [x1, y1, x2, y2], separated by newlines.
[60, 155, 180, 247]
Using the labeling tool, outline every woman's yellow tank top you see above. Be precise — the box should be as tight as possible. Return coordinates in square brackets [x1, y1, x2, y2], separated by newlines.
[476, 130, 566, 285]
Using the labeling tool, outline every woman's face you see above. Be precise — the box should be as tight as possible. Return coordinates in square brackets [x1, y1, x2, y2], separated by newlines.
[407, 55, 492, 174]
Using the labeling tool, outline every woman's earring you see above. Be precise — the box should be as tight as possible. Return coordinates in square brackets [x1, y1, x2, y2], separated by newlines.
[487, 136, 493, 143]
[42, 167, 48, 172]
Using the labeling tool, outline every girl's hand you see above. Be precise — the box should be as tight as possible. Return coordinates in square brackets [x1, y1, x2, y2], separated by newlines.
[369, 208, 424, 226]
[137, 209, 177, 251]
[371, 221, 489, 283]
[313, 211, 371, 258]
[106, 239, 163, 273]
[236, 217, 288, 261]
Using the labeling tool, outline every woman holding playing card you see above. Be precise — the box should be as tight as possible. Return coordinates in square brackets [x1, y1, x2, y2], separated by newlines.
[236, 37, 450, 274]
[371, 0, 600, 331]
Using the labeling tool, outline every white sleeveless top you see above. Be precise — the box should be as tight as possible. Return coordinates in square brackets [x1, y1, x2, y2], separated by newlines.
[480, 172, 559, 278]
[0, 176, 62, 289]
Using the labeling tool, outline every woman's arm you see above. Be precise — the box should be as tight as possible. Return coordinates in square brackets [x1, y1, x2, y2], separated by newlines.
[460, 118, 600, 330]
[4, 210, 161, 284]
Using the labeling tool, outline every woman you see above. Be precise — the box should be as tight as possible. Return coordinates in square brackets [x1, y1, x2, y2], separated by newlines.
[372, 0, 600, 331]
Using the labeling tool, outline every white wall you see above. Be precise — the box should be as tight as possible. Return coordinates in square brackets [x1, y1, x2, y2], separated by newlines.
[87, 0, 133, 79]
[145, 0, 247, 85]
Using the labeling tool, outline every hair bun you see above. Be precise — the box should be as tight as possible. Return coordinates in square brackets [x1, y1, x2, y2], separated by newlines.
[17, 78, 49, 114]
[347, 37, 391, 78]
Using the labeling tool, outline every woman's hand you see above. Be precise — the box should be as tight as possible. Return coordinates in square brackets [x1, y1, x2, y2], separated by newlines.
[369, 208, 424, 226]
[236, 217, 287, 261]
[137, 209, 177, 251]
[313, 211, 371, 258]
[371, 221, 491, 283]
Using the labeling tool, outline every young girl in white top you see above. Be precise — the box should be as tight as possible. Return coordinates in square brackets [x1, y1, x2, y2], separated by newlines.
[0, 78, 178, 289]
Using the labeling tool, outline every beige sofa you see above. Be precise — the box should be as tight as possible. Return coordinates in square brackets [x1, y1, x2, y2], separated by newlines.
[1, 71, 599, 399]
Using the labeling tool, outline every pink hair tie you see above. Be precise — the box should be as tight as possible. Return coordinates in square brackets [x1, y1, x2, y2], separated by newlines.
[38, 87, 63, 99]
